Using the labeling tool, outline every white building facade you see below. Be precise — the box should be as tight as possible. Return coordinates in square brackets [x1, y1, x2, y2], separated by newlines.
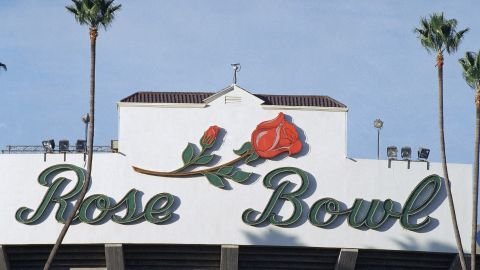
[0, 85, 473, 269]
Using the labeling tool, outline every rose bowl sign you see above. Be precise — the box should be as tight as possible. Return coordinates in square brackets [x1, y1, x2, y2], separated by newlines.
[0, 86, 473, 253]
[16, 113, 443, 231]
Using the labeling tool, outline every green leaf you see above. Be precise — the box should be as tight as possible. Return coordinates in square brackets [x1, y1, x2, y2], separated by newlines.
[195, 154, 216, 165]
[245, 152, 260, 164]
[217, 166, 234, 176]
[182, 143, 196, 164]
[231, 170, 252, 183]
[204, 173, 225, 188]
[234, 142, 253, 155]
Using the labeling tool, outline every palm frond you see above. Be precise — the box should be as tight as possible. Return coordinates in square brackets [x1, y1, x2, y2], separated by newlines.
[459, 50, 480, 90]
[66, 0, 121, 29]
[414, 17, 435, 53]
[476, 50, 480, 72]
[415, 13, 467, 55]
[100, 2, 121, 29]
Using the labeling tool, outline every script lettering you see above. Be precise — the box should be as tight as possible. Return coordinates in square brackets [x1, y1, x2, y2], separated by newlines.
[242, 167, 309, 226]
[247, 172, 442, 231]
[16, 164, 177, 225]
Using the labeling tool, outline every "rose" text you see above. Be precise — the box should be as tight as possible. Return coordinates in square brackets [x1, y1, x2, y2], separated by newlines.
[16, 164, 175, 225]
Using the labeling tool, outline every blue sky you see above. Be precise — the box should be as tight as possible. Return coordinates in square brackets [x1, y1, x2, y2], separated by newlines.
[0, 0, 479, 163]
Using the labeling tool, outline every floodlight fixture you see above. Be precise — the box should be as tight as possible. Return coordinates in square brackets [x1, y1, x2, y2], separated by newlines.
[111, 139, 119, 153]
[81, 113, 90, 124]
[42, 140, 55, 153]
[374, 119, 383, 129]
[401, 146, 412, 160]
[59, 140, 70, 152]
[387, 146, 397, 159]
[76, 140, 86, 152]
[418, 147, 430, 161]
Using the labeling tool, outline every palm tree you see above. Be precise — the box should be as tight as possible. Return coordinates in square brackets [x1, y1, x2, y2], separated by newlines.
[415, 13, 469, 270]
[43, 1, 121, 269]
[459, 51, 480, 270]
[0, 62, 6, 71]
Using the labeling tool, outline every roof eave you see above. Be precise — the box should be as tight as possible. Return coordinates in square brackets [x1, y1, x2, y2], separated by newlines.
[261, 105, 348, 112]
[117, 102, 207, 108]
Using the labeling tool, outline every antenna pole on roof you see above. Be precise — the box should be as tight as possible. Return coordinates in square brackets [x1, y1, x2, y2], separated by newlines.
[231, 63, 241, 84]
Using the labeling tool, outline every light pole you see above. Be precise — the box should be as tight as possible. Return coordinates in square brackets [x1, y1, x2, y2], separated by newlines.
[374, 119, 383, 160]
[81, 113, 90, 151]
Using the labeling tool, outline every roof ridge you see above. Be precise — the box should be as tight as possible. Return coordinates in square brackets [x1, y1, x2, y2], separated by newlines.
[120, 91, 347, 108]
[257, 93, 329, 97]
[134, 91, 215, 94]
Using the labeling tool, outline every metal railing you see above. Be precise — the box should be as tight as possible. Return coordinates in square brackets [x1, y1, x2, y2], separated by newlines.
[1, 145, 113, 154]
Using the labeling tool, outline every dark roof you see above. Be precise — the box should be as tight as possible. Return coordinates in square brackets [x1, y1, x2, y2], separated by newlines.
[120, 91, 347, 108]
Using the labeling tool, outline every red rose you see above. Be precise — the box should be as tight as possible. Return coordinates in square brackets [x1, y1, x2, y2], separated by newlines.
[201, 125, 220, 147]
[251, 112, 302, 158]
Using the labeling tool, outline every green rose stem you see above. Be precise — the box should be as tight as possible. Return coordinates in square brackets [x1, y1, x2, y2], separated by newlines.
[133, 150, 253, 177]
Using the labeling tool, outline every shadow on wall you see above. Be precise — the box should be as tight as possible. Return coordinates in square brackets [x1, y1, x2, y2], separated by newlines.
[243, 228, 304, 246]
[391, 235, 456, 253]
[243, 228, 457, 252]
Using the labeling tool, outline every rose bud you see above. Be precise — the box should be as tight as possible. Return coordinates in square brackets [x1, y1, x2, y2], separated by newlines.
[251, 112, 302, 158]
[201, 125, 220, 148]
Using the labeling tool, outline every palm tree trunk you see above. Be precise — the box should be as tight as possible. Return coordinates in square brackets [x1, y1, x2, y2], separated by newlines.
[43, 27, 97, 270]
[471, 91, 480, 270]
[437, 52, 467, 270]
